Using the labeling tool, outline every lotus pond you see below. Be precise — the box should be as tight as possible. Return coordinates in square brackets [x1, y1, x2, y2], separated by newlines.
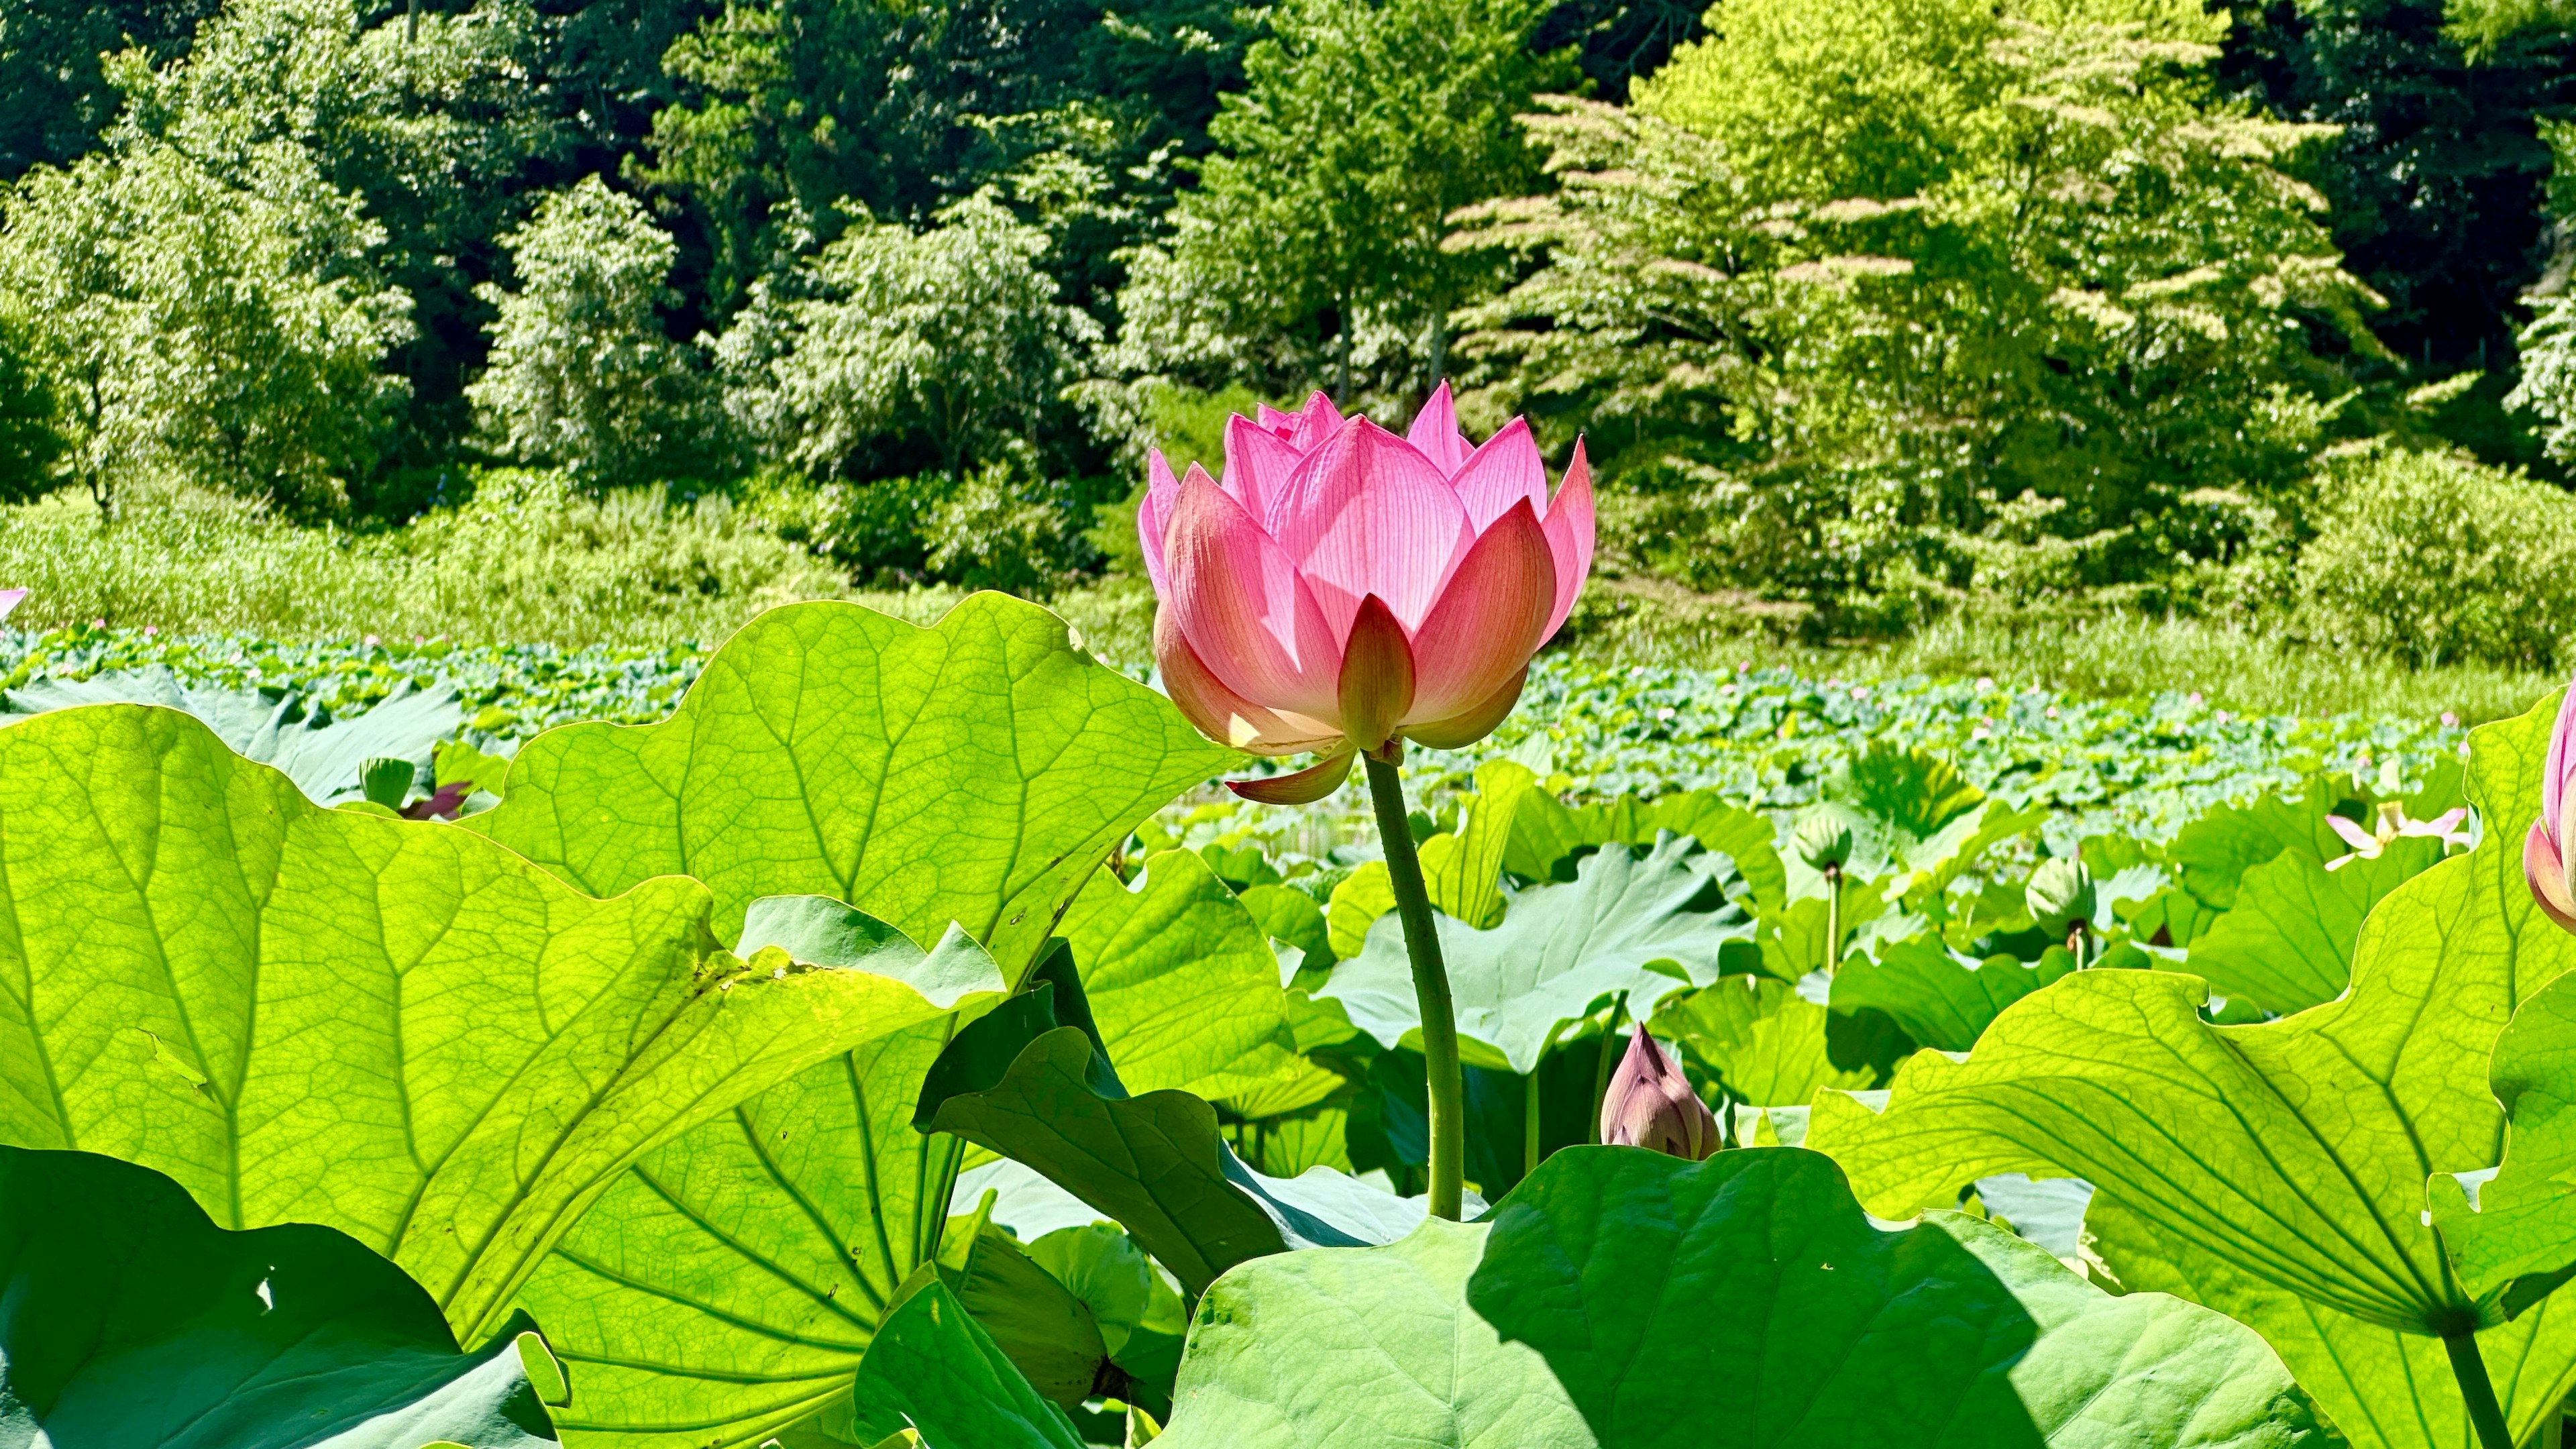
[0, 597, 2564, 1448]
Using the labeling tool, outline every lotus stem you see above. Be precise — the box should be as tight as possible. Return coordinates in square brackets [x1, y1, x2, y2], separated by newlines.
[1526, 1020, 1568, 1181]
[1824, 864, 1842, 976]
[1363, 752, 1464, 1221]
[2443, 1327, 2515, 1449]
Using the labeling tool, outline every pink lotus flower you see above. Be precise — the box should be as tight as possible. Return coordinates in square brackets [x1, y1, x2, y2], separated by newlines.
[0, 589, 25, 623]
[2528, 682, 2576, 933]
[1599, 1026, 1717, 1160]
[1140, 384, 1594, 803]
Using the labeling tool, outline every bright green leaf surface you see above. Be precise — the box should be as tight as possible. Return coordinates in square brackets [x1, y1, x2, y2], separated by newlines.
[0, 705, 968, 1347]
[1155, 1147, 2314, 1448]
[1322, 837, 1756, 1073]
[1059, 851, 1300, 1099]
[0, 1144, 557, 1448]
[1659, 976, 1879, 1106]
[1809, 694, 2576, 1448]
[472, 596, 1237, 973]
[2186, 837, 2445, 1016]
[2433, 967, 2576, 1314]
[1830, 939, 2074, 1053]
[511, 1022, 971, 1449]
[1419, 761, 1539, 929]
[2169, 782, 2359, 913]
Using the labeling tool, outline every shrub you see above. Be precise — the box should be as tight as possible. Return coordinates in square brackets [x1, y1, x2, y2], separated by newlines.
[2295, 444, 2576, 669]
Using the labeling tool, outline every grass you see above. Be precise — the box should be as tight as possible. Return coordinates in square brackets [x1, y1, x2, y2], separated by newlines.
[1, 488, 2550, 726]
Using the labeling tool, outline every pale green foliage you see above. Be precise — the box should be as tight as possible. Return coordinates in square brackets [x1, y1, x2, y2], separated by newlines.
[2294, 444, 2576, 669]
[1114, 0, 1570, 407]
[718, 191, 1101, 480]
[1456, 8, 2379, 603]
[0, 109, 413, 514]
[469, 176, 718, 486]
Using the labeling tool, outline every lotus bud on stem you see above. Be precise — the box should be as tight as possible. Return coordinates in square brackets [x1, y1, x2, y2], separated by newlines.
[1794, 814, 1854, 975]
[1598, 1025, 1718, 1161]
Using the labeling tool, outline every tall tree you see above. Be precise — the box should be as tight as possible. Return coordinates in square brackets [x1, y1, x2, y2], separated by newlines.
[1116, 0, 1573, 409]
[468, 175, 718, 486]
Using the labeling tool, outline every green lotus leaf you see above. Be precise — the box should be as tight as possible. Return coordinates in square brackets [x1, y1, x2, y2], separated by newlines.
[917, 982, 1449, 1296]
[2184, 837, 2445, 1016]
[509, 1020, 973, 1448]
[2167, 780, 2361, 912]
[1322, 835, 1757, 1073]
[2089, 1191, 2576, 1449]
[0, 1144, 557, 1448]
[1658, 975, 1880, 1106]
[471, 596, 1237, 975]
[943, 1218, 1110, 1409]
[1022, 1222, 1189, 1403]
[1419, 760, 1541, 928]
[845, 1280, 1086, 1448]
[1829, 938, 2075, 1053]
[2432, 967, 2576, 1316]
[0, 704, 970, 1349]
[3, 667, 464, 805]
[1808, 692, 2576, 1449]
[1509, 786, 1786, 908]
[1059, 851, 1301, 1099]
[1238, 883, 1332, 970]
[1154, 1146, 2317, 1448]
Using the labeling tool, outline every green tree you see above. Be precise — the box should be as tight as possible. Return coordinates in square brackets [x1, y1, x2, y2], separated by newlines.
[0, 103, 415, 516]
[717, 189, 1099, 481]
[111, 0, 569, 504]
[467, 175, 718, 488]
[1115, 0, 1572, 408]
[0, 311, 62, 504]
[0, 0, 218, 177]
[1456, 8, 2381, 604]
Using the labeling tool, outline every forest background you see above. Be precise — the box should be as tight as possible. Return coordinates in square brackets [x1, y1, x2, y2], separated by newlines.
[7, 0, 2576, 716]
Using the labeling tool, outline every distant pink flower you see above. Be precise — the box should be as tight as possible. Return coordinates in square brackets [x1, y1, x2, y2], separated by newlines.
[2326, 802, 2471, 871]
[0, 590, 24, 623]
[2529, 682, 2576, 932]
[1141, 383, 1594, 803]
[1599, 1027, 1717, 1160]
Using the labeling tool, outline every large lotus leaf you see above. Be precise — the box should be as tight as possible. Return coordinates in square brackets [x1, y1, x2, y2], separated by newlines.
[2433, 968, 2576, 1315]
[1830, 739, 1988, 840]
[845, 1281, 1086, 1449]
[510, 1019, 972, 1449]
[1829, 939, 2075, 1053]
[2168, 779, 2363, 912]
[1322, 835, 1756, 1073]
[1657, 976, 1880, 1106]
[1059, 851, 1301, 1099]
[471, 596, 1237, 974]
[6, 667, 465, 805]
[0, 705, 974, 1349]
[2090, 1192, 2576, 1449]
[1808, 693, 2576, 1448]
[916, 987, 1450, 1297]
[1154, 1147, 2316, 1448]
[2184, 837, 2445, 1016]
[0, 1144, 557, 1448]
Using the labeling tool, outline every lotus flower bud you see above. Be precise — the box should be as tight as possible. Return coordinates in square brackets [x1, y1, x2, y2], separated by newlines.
[2527, 678, 2576, 934]
[1792, 813, 1854, 873]
[1599, 1027, 1717, 1160]
[2025, 857, 2095, 936]
[1138, 383, 1595, 804]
